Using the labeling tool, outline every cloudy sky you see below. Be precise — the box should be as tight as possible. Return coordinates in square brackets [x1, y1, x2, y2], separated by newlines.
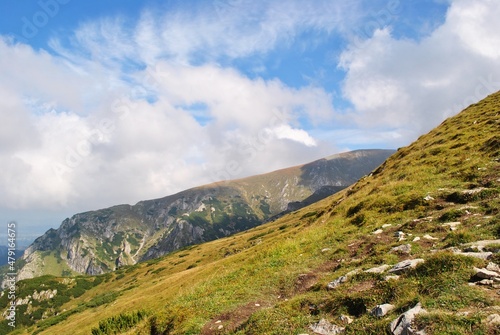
[1, 0, 500, 243]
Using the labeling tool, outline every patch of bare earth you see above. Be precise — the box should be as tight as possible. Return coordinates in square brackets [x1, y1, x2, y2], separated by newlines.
[200, 301, 270, 335]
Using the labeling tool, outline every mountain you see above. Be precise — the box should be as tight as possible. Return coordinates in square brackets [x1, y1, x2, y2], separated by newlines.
[17, 149, 393, 280]
[2, 91, 499, 335]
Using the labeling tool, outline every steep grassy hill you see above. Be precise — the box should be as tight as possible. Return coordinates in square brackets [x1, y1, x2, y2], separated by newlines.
[15, 149, 392, 281]
[1, 92, 499, 334]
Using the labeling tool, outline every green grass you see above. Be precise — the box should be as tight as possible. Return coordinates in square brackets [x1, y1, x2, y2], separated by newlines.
[3, 92, 500, 334]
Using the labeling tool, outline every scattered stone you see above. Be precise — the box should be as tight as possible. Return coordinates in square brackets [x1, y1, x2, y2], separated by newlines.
[394, 231, 406, 241]
[413, 237, 421, 242]
[373, 229, 384, 235]
[345, 269, 361, 277]
[423, 195, 434, 201]
[474, 267, 500, 280]
[218, 325, 224, 330]
[487, 262, 500, 273]
[371, 304, 395, 317]
[255, 303, 260, 307]
[388, 259, 425, 274]
[442, 222, 461, 231]
[322, 248, 331, 253]
[382, 224, 392, 228]
[464, 239, 500, 250]
[391, 244, 412, 255]
[339, 314, 353, 324]
[215, 320, 222, 324]
[456, 251, 492, 260]
[412, 216, 433, 223]
[477, 279, 495, 286]
[423, 234, 438, 240]
[385, 275, 400, 281]
[327, 276, 347, 290]
[365, 264, 391, 274]
[486, 314, 500, 325]
[309, 319, 345, 335]
[389, 303, 427, 335]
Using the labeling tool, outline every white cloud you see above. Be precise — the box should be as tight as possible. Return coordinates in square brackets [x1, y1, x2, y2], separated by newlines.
[270, 125, 317, 147]
[0, 38, 335, 213]
[338, 0, 500, 143]
[3, 0, 500, 232]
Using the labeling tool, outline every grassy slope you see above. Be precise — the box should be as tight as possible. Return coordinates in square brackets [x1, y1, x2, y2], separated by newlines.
[8, 92, 500, 334]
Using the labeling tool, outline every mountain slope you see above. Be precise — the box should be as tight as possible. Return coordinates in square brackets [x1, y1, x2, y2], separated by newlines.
[17, 149, 393, 279]
[2, 91, 499, 335]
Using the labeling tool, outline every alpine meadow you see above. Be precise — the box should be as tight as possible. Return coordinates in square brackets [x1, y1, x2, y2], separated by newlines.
[1, 91, 499, 334]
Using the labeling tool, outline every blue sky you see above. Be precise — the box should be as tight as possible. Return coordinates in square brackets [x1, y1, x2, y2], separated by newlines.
[1, 0, 500, 243]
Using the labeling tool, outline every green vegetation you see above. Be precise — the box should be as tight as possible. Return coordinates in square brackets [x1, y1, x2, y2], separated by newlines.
[91, 310, 148, 335]
[2, 92, 500, 334]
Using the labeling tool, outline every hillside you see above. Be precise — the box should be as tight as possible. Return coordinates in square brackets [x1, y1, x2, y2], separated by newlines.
[1, 91, 498, 335]
[15, 149, 392, 280]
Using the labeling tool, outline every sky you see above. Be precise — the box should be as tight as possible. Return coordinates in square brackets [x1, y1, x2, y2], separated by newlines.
[1, 0, 500, 244]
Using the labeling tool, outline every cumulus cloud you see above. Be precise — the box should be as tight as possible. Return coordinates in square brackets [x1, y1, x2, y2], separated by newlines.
[2, 0, 500, 232]
[0, 41, 335, 213]
[338, 0, 500, 144]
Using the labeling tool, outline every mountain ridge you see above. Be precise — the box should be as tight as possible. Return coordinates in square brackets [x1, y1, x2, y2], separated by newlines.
[16, 149, 394, 280]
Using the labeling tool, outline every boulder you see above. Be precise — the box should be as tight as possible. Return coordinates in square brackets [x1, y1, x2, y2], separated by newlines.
[486, 314, 500, 325]
[473, 267, 500, 280]
[389, 303, 427, 335]
[365, 264, 391, 274]
[486, 262, 500, 273]
[339, 314, 353, 324]
[327, 276, 347, 290]
[388, 259, 425, 274]
[391, 244, 412, 255]
[455, 251, 492, 260]
[371, 303, 395, 317]
[309, 319, 345, 335]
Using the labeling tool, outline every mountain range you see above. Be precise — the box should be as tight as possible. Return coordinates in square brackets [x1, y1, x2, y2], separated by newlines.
[16, 149, 393, 280]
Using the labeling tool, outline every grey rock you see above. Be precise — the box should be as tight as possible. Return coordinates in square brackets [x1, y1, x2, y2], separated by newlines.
[486, 314, 500, 325]
[389, 259, 425, 274]
[310, 319, 345, 335]
[371, 303, 395, 317]
[385, 275, 400, 281]
[389, 303, 427, 335]
[455, 251, 492, 260]
[339, 314, 353, 324]
[474, 267, 500, 279]
[391, 244, 412, 255]
[365, 264, 391, 274]
[327, 276, 347, 290]
[345, 269, 361, 277]
[487, 262, 500, 273]
[477, 279, 494, 286]
[463, 239, 500, 251]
